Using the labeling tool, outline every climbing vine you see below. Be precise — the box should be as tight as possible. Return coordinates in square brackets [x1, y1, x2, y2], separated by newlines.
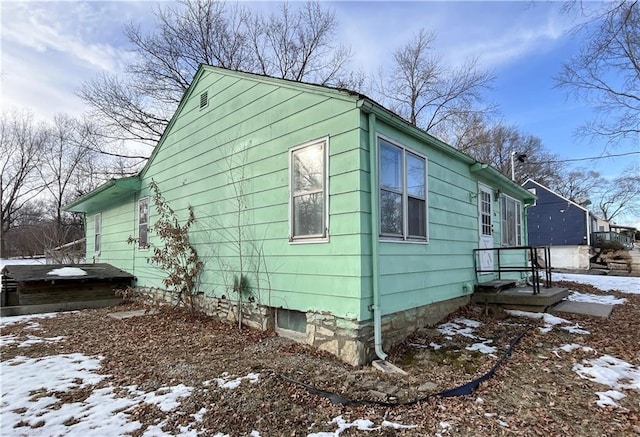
[128, 180, 203, 310]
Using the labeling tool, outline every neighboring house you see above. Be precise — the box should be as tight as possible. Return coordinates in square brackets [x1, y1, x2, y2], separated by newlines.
[523, 179, 609, 270]
[65, 65, 534, 365]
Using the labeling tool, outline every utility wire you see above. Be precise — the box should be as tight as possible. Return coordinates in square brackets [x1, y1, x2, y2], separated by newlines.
[538, 151, 640, 164]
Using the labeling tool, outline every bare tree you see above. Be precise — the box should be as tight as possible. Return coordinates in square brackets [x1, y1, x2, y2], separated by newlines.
[557, 0, 640, 145]
[34, 114, 102, 255]
[462, 121, 563, 185]
[0, 110, 46, 257]
[250, 2, 352, 85]
[80, 0, 354, 151]
[374, 28, 495, 144]
[593, 164, 640, 221]
[550, 168, 604, 204]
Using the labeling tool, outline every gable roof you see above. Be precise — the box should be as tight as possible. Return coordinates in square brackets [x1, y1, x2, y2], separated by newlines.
[65, 65, 534, 211]
[522, 179, 593, 215]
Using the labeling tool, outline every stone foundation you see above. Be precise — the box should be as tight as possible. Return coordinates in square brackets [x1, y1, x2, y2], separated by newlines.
[138, 287, 469, 366]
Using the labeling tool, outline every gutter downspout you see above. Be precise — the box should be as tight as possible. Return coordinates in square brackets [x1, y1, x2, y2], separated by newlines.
[367, 109, 387, 361]
[586, 211, 592, 246]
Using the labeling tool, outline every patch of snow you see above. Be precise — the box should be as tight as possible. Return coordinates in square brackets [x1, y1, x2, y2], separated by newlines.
[572, 354, 640, 408]
[0, 312, 62, 328]
[17, 334, 65, 348]
[595, 390, 627, 408]
[0, 258, 45, 269]
[308, 416, 419, 436]
[505, 310, 587, 334]
[209, 372, 260, 389]
[134, 384, 193, 412]
[561, 325, 590, 335]
[47, 267, 87, 276]
[381, 420, 418, 430]
[498, 419, 509, 427]
[437, 318, 482, 339]
[430, 342, 442, 350]
[553, 273, 640, 295]
[465, 341, 497, 354]
[558, 343, 594, 353]
[0, 353, 204, 435]
[307, 416, 379, 436]
[439, 421, 451, 429]
[567, 291, 626, 305]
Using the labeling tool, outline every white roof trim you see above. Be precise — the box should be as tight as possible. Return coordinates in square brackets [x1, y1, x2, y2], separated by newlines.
[522, 178, 596, 216]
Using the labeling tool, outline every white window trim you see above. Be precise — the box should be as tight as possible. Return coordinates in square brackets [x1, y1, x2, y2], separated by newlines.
[288, 137, 329, 244]
[500, 194, 522, 247]
[527, 187, 537, 207]
[94, 213, 102, 255]
[378, 134, 429, 243]
[138, 197, 150, 250]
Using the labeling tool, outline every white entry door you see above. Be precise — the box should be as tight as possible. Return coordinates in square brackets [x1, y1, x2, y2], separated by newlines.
[478, 183, 494, 273]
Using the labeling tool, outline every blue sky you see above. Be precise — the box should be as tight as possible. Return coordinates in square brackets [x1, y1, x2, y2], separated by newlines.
[1, 1, 638, 223]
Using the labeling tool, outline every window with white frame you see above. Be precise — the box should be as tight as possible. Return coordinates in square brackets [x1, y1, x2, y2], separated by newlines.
[500, 195, 522, 246]
[379, 138, 427, 240]
[138, 197, 149, 249]
[94, 213, 102, 253]
[290, 139, 327, 240]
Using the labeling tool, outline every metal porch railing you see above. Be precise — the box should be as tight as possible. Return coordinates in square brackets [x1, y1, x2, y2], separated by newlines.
[591, 231, 632, 249]
[473, 246, 551, 295]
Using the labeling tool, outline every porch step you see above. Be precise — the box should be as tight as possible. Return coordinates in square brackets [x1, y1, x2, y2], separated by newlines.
[472, 286, 570, 312]
[475, 280, 517, 293]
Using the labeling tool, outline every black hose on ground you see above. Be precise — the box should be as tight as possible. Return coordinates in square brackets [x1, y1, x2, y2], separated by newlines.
[280, 324, 533, 407]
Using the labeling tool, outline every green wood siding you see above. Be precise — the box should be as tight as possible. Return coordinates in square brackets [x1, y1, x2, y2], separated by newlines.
[85, 194, 136, 273]
[128, 69, 367, 320]
[361, 116, 484, 316]
[76, 66, 531, 325]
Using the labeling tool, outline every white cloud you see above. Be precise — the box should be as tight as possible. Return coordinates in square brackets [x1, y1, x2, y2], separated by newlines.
[0, 1, 144, 119]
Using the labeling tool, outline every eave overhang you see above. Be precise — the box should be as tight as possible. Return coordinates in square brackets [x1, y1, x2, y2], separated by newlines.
[63, 176, 141, 213]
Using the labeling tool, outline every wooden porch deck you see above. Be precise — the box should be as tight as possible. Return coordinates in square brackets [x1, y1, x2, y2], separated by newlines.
[472, 280, 569, 312]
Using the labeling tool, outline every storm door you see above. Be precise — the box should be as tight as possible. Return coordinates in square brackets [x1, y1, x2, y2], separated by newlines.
[478, 183, 494, 273]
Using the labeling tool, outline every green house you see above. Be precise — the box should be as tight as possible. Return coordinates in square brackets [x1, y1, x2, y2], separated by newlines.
[65, 65, 535, 365]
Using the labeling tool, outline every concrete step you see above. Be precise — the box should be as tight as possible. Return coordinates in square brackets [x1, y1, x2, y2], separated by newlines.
[472, 287, 569, 309]
[476, 280, 517, 293]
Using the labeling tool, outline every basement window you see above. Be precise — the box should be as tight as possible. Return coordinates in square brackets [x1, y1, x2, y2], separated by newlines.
[276, 308, 307, 335]
[199, 91, 208, 109]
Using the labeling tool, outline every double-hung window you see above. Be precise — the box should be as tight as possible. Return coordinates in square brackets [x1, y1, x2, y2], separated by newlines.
[290, 139, 327, 241]
[379, 138, 427, 240]
[138, 197, 149, 249]
[94, 213, 102, 254]
[500, 195, 522, 246]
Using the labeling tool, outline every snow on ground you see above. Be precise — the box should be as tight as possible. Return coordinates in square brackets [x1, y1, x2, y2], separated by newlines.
[505, 310, 590, 334]
[1, 258, 46, 291]
[307, 415, 418, 436]
[437, 318, 481, 339]
[0, 312, 64, 327]
[556, 343, 594, 354]
[47, 267, 87, 277]
[572, 355, 640, 408]
[1, 313, 416, 436]
[432, 318, 498, 354]
[465, 341, 497, 354]
[553, 273, 639, 294]
[0, 258, 45, 269]
[204, 372, 261, 389]
[567, 291, 627, 305]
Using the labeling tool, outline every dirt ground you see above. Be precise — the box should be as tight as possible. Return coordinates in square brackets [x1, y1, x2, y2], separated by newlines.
[2, 280, 639, 436]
